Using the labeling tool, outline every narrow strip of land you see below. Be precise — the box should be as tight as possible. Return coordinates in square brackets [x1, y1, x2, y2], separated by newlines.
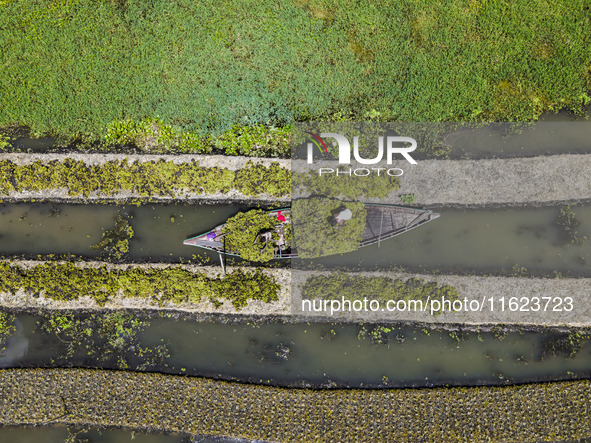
[0, 152, 291, 169]
[1, 368, 589, 442]
[293, 270, 591, 326]
[3, 260, 590, 325]
[397, 154, 591, 205]
[298, 153, 591, 205]
[2, 153, 591, 204]
[0, 260, 290, 316]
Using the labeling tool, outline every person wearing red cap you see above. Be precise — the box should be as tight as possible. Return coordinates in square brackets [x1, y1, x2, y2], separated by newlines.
[277, 211, 286, 222]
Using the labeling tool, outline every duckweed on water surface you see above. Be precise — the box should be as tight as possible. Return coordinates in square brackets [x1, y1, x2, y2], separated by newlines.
[0, 262, 279, 309]
[1, 368, 591, 442]
[37, 312, 169, 369]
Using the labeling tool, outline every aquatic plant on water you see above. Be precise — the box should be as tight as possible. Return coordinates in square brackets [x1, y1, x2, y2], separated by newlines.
[37, 312, 169, 370]
[0, 311, 16, 353]
[90, 215, 134, 262]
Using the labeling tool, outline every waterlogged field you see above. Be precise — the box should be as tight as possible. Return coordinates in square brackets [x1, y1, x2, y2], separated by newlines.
[0, 202, 255, 263]
[298, 204, 591, 276]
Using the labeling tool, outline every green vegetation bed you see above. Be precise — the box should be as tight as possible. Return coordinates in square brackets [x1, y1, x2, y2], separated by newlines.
[0, 262, 279, 309]
[293, 170, 401, 199]
[222, 209, 289, 262]
[1, 0, 590, 147]
[1, 368, 590, 442]
[303, 273, 459, 315]
[0, 159, 290, 198]
[0, 158, 404, 200]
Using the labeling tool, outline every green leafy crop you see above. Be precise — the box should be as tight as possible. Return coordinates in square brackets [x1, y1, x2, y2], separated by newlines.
[222, 210, 279, 262]
[292, 197, 366, 258]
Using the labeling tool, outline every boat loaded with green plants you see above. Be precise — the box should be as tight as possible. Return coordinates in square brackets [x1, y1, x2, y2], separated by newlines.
[183, 198, 439, 262]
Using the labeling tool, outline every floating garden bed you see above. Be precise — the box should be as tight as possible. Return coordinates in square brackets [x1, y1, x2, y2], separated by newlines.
[0, 159, 290, 198]
[0, 262, 279, 309]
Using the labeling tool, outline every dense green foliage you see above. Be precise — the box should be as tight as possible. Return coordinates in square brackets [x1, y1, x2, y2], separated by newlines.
[292, 198, 366, 258]
[303, 273, 459, 315]
[222, 210, 279, 262]
[0, 159, 290, 198]
[90, 215, 134, 261]
[103, 119, 290, 156]
[0, 157, 404, 200]
[1, 0, 590, 143]
[0, 262, 279, 309]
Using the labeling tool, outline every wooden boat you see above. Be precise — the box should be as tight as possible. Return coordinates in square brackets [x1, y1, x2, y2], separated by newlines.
[183, 205, 439, 262]
[359, 204, 439, 247]
[183, 208, 296, 260]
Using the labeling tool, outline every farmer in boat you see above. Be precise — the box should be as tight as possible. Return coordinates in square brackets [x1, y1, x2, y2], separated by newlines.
[333, 208, 352, 225]
[254, 230, 274, 252]
[274, 226, 287, 253]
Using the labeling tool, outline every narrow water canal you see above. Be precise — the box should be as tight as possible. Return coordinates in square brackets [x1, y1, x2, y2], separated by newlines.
[1, 202, 589, 276]
[2, 312, 591, 389]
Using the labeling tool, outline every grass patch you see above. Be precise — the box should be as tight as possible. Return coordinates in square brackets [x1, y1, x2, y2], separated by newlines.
[1, 0, 590, 145]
